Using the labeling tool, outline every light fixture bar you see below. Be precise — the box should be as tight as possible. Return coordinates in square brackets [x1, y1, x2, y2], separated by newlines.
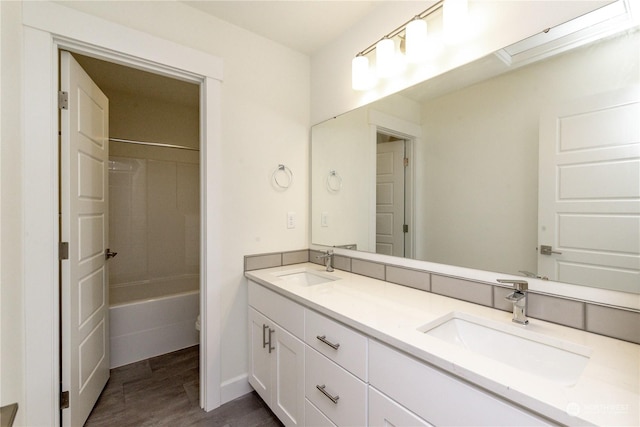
[357, 0, 445, 57]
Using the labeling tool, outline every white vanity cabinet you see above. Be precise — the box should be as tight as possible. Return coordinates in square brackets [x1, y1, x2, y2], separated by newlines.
[304, 309, 368, 426]
[369, 340, 554, 427]
[248, 281, 305, 427]
[248, 277, 557, 427]
[368, 386, 433, 427]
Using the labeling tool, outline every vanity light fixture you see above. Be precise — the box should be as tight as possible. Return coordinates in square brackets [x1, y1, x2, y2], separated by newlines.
[406, 16, 428, 63]
[351, 55, 371, 91]
[376, 37, 396, 78]
[351, 0, 471, 90]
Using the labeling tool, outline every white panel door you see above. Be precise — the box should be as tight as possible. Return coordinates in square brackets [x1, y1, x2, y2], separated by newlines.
[376, 140, 406, 256]
[60, 51, 110, 427]
[538, 87, 640, 293]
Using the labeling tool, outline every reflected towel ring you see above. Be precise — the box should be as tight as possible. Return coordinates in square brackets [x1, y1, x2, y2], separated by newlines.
[326, 170, 342, 192]
[272, 164, 293, 189]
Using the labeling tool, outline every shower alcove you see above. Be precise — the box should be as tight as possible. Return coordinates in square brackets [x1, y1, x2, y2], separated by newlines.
[74, 53, 201, 368]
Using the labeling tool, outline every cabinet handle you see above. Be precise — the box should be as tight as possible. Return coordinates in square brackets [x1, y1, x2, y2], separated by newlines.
[262, 324, 269, 349]
[316, 335, 340, 350]
[268, 328, 275, 354]
[316, 384, 339, 404]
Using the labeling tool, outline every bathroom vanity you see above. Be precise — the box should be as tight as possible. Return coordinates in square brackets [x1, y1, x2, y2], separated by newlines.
[245, 263, 639, 427]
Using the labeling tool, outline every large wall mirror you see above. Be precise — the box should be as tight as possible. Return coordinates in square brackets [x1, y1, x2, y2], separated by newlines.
[311, 2, 639, 299]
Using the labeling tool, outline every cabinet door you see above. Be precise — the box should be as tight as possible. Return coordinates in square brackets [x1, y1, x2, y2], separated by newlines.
[248, 307, 271, 405]
[272, 324, 305, 427]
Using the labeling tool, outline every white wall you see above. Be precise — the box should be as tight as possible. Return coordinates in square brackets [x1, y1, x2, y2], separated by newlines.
[1, 0, 624, 422]
[1, 0, 308, 420]
[0, 1, 25, 425]
[418, 30, 640, 275]
[57, 0, 311, 401]
[311, 94, 421, 252]
[105, 87, 201, 286]
[310, 1, 611, 124]
[311, 108, 373, 250]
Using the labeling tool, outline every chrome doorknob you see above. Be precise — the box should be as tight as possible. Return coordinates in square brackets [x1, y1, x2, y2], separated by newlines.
[105, 248, 118, 260]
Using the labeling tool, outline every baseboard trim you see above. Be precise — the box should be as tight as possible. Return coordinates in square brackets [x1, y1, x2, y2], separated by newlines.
[220, 373, 253, 404]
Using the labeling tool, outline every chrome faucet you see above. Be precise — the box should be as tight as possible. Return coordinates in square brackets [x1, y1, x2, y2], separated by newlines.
[497, 279, 529, 325]
[316, 250, 334, 272]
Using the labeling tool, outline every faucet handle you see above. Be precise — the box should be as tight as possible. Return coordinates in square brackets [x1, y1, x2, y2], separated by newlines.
[497, 279, 528, 292]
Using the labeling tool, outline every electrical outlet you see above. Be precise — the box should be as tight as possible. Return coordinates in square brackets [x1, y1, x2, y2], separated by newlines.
[321, 212, 328, 227]
[287, 211, 296, 229]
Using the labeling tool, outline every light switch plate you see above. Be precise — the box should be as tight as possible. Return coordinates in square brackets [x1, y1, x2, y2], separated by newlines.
[287, 211, 296, 229]
[321, 211, 328, 227]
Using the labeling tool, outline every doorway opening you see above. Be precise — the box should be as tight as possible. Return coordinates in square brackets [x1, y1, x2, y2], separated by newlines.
[60, 51, 202, 426]
[375, 130, 413, 258]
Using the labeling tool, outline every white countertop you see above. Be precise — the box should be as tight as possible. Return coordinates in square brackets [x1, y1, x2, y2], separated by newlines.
[245, 263, 640, 427]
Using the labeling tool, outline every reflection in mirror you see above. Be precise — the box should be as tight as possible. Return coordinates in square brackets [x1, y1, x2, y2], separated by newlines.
[312, 16, 639, 295]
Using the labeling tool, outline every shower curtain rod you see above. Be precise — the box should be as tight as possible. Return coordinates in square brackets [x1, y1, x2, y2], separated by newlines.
[109, 137, 199, 152]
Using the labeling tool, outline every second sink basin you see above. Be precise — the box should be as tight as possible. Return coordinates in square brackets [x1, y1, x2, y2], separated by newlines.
[418, 312, 592, 386]
[273, 269, 339, 286]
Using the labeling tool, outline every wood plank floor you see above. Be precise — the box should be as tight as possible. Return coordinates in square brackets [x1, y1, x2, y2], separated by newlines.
[85, 346, 282, 426]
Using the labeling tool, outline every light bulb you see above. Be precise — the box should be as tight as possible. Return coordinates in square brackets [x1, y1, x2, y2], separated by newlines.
[406, 18, 428, 63]
[376, 38, 395, 78]
[352, 55, 372, 91]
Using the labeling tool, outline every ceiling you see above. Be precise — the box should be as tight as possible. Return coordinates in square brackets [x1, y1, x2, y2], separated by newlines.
[182, 1, 383, 55]
[73, 53, 199, 107]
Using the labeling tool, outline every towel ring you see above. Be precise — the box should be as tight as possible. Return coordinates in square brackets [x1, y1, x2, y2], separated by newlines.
[326, 170, 342, 193]
[272, 164, 293, 189]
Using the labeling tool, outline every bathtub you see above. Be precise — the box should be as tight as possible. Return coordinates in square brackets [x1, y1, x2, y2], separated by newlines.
[109, 275, 200, 368]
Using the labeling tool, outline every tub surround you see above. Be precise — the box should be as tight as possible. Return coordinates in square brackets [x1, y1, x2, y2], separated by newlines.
[109, 276, 199, 368]
[245, 250, 640, 345]
[245, 262, 640, 426]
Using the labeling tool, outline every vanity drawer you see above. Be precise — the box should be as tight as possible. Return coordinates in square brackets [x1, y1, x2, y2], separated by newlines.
[369, 340, 553, 426]
[248, 280, 304, 339]
[305, 398, 337, 427]
[305, 347, 367, 427]
[305, 309, 368, 381]
[369, 386, 433, 427]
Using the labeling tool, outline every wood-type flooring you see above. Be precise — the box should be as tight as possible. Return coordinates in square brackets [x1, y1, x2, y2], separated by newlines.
[85, 346, 282, 427]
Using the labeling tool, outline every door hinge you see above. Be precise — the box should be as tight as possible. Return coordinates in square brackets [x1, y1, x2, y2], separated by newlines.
[58, 91, 69, 110]
[403, 157, 409, 167]
[403, 224, 409, 233]
[59, 242, 69, 260]
[61, 390, 70, 409]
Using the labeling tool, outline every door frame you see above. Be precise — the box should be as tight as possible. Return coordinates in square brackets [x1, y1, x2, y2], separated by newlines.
[368, 110, 421, 259]
[23, 3, 223, 425]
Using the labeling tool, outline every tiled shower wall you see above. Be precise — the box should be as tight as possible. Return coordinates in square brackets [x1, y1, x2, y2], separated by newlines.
[109, 155, 200, 286]
[245, 249, 640, 345]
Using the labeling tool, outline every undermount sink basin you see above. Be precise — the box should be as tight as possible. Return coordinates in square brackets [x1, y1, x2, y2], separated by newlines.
[418, 312, 591, 386]
[273, 269, 339, 286]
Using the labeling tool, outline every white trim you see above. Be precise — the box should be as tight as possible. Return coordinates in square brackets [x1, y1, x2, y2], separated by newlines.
[368, 110, 421, 260]
[22, 3, 223, 424]
[220, 374, 253, 404]
[201, 76, 223, 410]
[22, 1, 222, 81]
[368, 109, 423, 138]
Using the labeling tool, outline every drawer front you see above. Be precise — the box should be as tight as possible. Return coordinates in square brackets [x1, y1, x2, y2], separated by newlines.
[248, 280, 304, 339]
[305, 309, 368, 381]
[305, 347, 367, 427]
[369, 386, 433, 427]
[305, 399, 337, 427]
[369, 341, 553, 427]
